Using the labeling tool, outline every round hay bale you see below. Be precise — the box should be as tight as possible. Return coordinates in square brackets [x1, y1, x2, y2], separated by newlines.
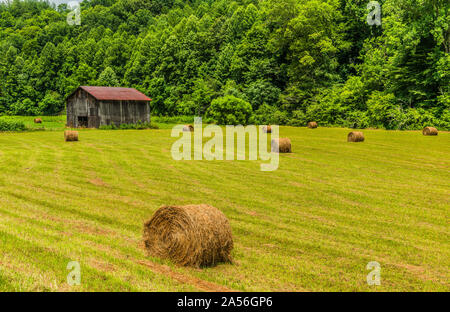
[183, 125, 194, 132]
[64, 130, 78, 142]
[307, 121, 318, 129]
[271, 138, 292, 153]
[347, 131, 364, 142]
[422, 127, 438, 136]
[143, 204, 233, 267]
[263, 125, 272, 133]
[34, 118, 42, 124]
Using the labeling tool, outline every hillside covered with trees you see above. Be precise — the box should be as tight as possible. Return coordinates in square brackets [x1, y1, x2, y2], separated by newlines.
[0, 0, 449, 129]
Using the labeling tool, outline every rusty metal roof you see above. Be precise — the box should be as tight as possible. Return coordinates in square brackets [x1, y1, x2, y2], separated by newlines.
[79, 86, 152, 101]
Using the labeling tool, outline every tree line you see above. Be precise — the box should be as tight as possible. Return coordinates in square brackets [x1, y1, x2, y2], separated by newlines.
[0, 0, 448, 129]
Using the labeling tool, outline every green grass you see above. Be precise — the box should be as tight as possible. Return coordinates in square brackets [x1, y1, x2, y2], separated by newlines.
[0, 126, 448, 291]
[3, 116, 67, 131]
[0, 115, 183, 131]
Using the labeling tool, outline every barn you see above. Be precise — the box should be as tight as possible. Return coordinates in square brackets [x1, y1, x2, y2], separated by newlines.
[66, 86, 152, 128]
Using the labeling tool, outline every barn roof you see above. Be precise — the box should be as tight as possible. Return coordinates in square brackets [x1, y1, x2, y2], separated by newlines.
[74, 86, 152, 101]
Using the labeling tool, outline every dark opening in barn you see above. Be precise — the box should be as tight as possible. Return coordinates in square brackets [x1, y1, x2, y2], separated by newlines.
[66, 86, 152, 128]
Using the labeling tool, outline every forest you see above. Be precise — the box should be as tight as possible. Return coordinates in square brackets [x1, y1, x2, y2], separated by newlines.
[0, 0, 449, 129]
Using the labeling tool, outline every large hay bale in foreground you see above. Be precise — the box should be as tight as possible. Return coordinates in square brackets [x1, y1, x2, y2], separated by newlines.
[64, 130, 78, 142]
[271, 138, 292, 153]
[307, 121, 318, 129]
[183, 125, 194, 132]
[347, 131, 364, 142]
[262, 125, 272, 133]
[422, 127, 438, 136]
[143, 204, 233, 267]
[34, 118, 42, 124]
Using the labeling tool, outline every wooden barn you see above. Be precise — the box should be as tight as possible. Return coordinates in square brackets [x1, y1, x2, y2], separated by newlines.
[66, 86, 152, 128]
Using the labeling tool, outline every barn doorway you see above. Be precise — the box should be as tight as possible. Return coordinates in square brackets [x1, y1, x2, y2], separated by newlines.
[77, 116, 88, 128]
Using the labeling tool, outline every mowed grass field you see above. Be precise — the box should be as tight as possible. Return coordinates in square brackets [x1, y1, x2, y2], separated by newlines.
[0, 124, 448, 291]
[4, 116, 67, 131]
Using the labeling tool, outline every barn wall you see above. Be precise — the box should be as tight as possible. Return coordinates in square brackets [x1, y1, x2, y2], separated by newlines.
[88, 99, 100, 128]
[98, 101, 121, 125]
[66, 96, 75, 127]
[98, 100, 150, 126]
[67, 89, 99, 128]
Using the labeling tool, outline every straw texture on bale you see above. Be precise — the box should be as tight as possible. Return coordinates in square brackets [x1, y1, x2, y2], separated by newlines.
[347, 131, 364, 142]
[64, 130, 79, 142]
[422, 127, 438, 136]
[307, 121, 318, 129]
[263, 125, 272, 133]
[143, 204, 233, 267]
[183, 125, 194, 132]
[271, 138, 292, 153]
[34, 118, 42, 124]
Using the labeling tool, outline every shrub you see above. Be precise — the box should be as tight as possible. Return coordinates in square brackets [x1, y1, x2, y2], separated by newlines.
[152, 115, 196, 124]
[306, 100, 346, 126]
[0, 117, 26, 131]
[10, 99, 39, 116]
[207, 95, 252, 125]
[99, 122, 158, 130]
[271, 110, 289, 125]
[245, 80, 281, 109]
[399, 108, 437, 130]
[38, 92, 64, 115]
[343, 111, 369, 129]
[366, 91, 404, 129]
[287, 111, 305, 127]
[311, 79, 366, 127]
[252, 104, 276, 124]
[99, 124, 119, 130]
[436, 109, 450, 130]
[249, 104, 290, 125]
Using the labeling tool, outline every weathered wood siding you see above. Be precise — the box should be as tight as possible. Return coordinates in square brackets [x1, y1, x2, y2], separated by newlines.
[67, 90, 150, 128]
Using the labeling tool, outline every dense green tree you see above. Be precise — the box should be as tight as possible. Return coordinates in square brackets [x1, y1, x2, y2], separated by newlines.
[207, 95, 253, 125]
[97, 66, 120, 86]
[0, 0, 447, 129]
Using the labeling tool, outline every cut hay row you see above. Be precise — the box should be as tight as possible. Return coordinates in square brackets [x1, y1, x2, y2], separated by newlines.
[64, 130, 79, 142]
[183, 125, 194, 132]
[423, 127, 438, 136]
[143, 204, 233, 267]
[263, 125, 272, 133]
[271, 138, 292, 153]
[307, 121, 318, 129]
[347, 131, 365, 142]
